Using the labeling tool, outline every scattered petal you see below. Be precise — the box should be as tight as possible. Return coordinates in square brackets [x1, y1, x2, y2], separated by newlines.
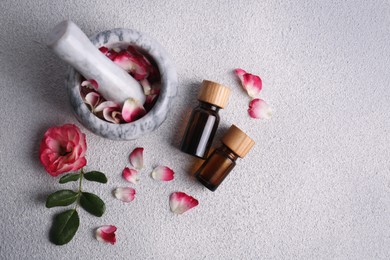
[234, 68, 246, 82]
[248, 98, 272, 119]
[169, 192, 199, 214]
[84, 92, 101, 112]
[122, 167, 139, 184]
[129, 147, 144, 170]
[152, 166, 174, 181]
[96, 225, 117, 245]
[81, 79, 99, 90]
[122, 98, 146, 123]
[114, 187, 136, 203]
[234, 68, 262, 98]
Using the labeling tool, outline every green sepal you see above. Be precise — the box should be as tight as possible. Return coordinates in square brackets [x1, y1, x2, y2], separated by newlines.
[79, 192, 105, 217]
[46, 190, 78, 208]
[49, 209, 80, 245]
[83, 171, 107, 184]
[59, 173, 81, 184]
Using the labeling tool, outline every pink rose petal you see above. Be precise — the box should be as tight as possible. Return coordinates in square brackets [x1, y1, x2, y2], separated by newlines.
[107, 50, 119, 60]
[114, 187, 136, 203]
[129, 147, 144, 170]
[96, 225, 117, 245]
[152, 166, 174, 181]
[103, 108, 122, 124]
[113, 50, 149, 80]
[169, 192, 199, 214]
[234, 68, 246, 82]
[99, 47, 119, 61]
[140, 79, 152, 95]
[95, 101, 120, 113]
[127, 46, 152, 68]
[234, 68, 262, 98]
[122, 98, 146, 123]
[94, 101, 122, 124]
[248, 98, 272, 119]
[98, 46, 109, 55]
[122, 167, 139, 184]
[81, 79, 99, 90]
[84, 92, 101, 112]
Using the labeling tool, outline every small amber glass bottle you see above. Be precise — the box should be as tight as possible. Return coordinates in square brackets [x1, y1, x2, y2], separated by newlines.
[195, 125, 255, 191]
[180, 80, 231, 159]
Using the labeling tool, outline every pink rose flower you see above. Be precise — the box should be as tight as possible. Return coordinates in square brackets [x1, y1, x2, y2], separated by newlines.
[39, 124, 87, 176]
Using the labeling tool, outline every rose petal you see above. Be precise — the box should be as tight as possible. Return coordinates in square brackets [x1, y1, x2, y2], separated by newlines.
[98, 46, 109, 55]
[140, 79, 152, 95]
[114, 187, 136, 203]
[96, 225, 117, 245]
[84, 92, 101, 112]
[107, 49, 119, 60]
[122, 98, 146, 123]
[95, 101, 120, 113]
[122, 167, 139, 184]
[129, 147, 144, 170]
[127, 46, 152, 67]
[234, 68, 262, 98]
[94, 101, 122, 124]
[113, 50, 149, 80]
[169, 192, 199, 214]
[151, 166, 174, 181]
[234, 68, 247, 82]
[81, 79, 99, 90]
[150, 82, 161, 95]
[103, 108, 122, 124]
[99, 47, 119, 60]
[248, 98, 272, 119]
[111, 111, 123, 124]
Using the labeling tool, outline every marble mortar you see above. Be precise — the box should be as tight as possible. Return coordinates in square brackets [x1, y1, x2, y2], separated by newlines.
[67, 28, 177, 140]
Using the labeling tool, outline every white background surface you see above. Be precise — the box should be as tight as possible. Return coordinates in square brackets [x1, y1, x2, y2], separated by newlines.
[1, 0, 389, 259]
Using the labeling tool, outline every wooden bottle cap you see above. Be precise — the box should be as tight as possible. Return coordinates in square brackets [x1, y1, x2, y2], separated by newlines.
[221, 125, 255, 158]
[197, 80, 231, 108]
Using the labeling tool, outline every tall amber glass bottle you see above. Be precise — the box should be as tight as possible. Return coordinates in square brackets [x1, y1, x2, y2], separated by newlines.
[195, 125, 255, 191]
[180, 80, 231, 159]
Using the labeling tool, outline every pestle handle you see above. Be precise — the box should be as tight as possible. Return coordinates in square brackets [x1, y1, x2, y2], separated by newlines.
[47, 20, 146, 105]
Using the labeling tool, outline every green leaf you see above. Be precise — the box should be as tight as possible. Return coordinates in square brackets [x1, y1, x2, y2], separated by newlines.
[79, 192, 105, 217]
[46, 190, 78, 208]
[59, 173, 81, 184]
[83, 171, 107, 184]
[50, 209, 79, 245]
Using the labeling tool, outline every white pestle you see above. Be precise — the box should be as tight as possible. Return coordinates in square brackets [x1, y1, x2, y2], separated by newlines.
[46, 20, 146, 105]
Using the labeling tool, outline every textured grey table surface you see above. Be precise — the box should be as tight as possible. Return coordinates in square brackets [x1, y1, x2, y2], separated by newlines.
[0, 1, 389, 259]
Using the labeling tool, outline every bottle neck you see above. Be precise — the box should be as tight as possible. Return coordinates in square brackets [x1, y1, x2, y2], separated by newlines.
[217, 145, 239, 161]
[199, 102, 220, 112]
